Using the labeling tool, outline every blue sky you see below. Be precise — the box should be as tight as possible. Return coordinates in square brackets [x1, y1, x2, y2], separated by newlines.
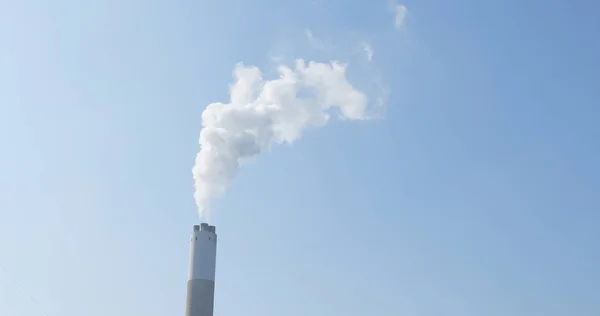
[1, 0, 599, 315]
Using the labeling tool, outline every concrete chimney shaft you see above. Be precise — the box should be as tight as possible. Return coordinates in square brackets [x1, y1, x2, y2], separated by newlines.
[185, 224, 217, 316]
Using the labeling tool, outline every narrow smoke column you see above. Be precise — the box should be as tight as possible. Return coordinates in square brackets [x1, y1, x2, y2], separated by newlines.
[186, 223, 217, 316]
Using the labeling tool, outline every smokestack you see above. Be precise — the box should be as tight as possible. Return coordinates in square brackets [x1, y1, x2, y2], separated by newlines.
[185, 223, 217, 316]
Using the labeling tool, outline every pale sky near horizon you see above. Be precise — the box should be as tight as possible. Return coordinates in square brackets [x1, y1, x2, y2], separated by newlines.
[1, 0, 599, 315]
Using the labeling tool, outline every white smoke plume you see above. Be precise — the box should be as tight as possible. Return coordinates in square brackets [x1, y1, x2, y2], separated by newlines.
[394, 4, 408, 30]
[361, 42, 374, 62]
[388, 1, 408, 30]
[192, 59, 371, 219]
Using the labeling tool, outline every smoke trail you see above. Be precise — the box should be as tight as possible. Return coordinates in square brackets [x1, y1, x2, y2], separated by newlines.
[192, 59, 371, 219]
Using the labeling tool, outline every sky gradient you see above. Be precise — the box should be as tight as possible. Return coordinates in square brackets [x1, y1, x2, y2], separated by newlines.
[1, 0, 599, 315]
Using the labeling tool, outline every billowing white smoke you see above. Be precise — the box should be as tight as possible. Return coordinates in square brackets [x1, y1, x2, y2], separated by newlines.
[192, 59, 370, 219]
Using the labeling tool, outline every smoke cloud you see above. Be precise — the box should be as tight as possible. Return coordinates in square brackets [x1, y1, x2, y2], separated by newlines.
[394, 4, 408, 30]
[361, 42, 374, 62]
[192, 59, 371, 219]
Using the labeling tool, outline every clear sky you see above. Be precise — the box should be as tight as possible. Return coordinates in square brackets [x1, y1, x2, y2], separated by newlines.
[1, 0, 599, 315]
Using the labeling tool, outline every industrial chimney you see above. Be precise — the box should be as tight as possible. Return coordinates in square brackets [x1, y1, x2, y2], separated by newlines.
[185, 223, 217, 316]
